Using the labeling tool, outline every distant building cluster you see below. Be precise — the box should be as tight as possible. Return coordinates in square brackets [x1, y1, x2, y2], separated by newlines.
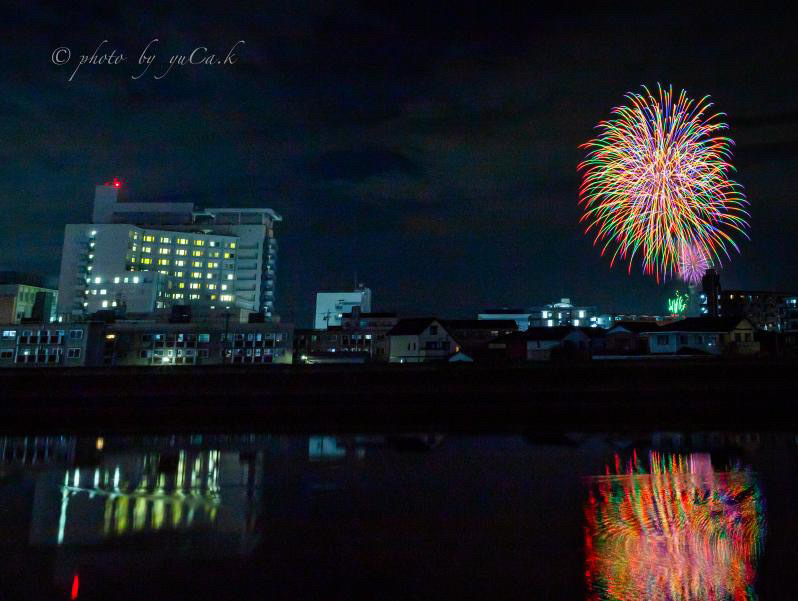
[1, 180, 797, 369]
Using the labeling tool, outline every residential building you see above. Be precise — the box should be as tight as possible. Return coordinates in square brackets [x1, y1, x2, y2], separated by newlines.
[314, 286, 372, 329]
[0, 272, 58, 323]
[700, 269, 722, 317]
[387, 318, 456, 363]
[340, 309, 398, 360]
[481, 300, 599, 329]
[717, 290, 792, 332]
[0, 322, 105, 367]
[644, 317, 759, 355]
[477, 308, 533, 330]
[786, 297, 798, 331]
[605, 321, 656, 355]
[57, 180, 280, 321]
[488, 327, 591, 361]
[443, 319, 517, 354]
[294, 310, 398, 362]
[102, 319, 293, 366]
[529, 298, 599, 328]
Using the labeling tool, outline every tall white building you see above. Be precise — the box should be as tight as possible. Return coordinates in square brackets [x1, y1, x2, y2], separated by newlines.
[57, 180, 281, 320]
[314, 286, 372, 329]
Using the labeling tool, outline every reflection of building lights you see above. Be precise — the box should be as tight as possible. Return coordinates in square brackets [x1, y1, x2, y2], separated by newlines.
[96, 437, 104, 450]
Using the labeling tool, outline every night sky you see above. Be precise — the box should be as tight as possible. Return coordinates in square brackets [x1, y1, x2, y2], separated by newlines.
[3, 2, 797, 326]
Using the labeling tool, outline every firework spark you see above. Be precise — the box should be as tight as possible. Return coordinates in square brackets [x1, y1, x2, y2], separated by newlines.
[579, 85, 749, 282]
[679, 242, 710, 285]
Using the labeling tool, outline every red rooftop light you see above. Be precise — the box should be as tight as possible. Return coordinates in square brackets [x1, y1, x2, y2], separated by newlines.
[103, 177, 123, 188]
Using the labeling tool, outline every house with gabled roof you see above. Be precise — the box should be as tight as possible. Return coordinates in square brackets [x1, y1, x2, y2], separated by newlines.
[387, 318, 457, 363]
[643, 317, 759, 355]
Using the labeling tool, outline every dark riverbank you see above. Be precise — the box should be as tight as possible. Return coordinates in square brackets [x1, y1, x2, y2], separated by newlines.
[1, 359, 796, 434]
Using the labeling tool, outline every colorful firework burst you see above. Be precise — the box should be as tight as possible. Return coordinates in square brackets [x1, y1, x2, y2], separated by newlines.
[667, 290, 689, 315]
[578, 85, 749, 282]
[585, 451, 766, 601]
[679, 242, 710, 285]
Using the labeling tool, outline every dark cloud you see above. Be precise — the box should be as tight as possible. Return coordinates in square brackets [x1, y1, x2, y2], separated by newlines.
[2, 1, 797, 325]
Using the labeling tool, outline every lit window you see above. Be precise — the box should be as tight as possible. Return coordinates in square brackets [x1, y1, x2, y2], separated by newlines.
[132, 276, 140, 284]
[192, 250, 204, 257]
[123, 277, 129, 283]
[190, 282, 200, 289]
[224, 252, 234, 259]
[207, 262, 218, 269]
[174, 271, 183, 278]
[174, 293, 184, 299]
[178, 282, 185, 289]
[227, 274, 234, 280]
[114, 277, 120, 283]
[210, 294, 217, 300]
[190, 294, 201, 300]
[87, 265, 93, 271]
[220, 294, 234, 302]
[100, 289, 107, 295]
[159, 236, 171, 244]
[158, 259, 170, 266]
[91, 290, 97, 295]
[142, 246, 152, 253]
[140, 257, 152, 265]
[206, 273, 213, 279]
[176, 249, 187, 256]
[175, 260, 185, 267]
[230, 242, 236, 249]
[159, 247, 170, 254]
[192, 261, 203, 268]
[90, 230, 97, 236]
[94, 277, 101, 284]
[143, 235, 155, 242]
[207, 284, 216, 290]
[221, 284, 228, 291]
[177, 238, 188, 245]
[192, 272, 202, 279]
[101, 300, 109, 308]
[194, 239, 205, 246]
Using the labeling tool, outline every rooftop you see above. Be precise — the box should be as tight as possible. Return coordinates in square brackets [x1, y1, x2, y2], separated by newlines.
[645, 316, 752, 333]
[387, 317, 440, 336]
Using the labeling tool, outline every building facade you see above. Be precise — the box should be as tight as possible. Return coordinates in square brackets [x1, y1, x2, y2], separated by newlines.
[644, 317, 759, 355]
[443, 319, 517, 355]
[0, 322, 105, 367]
[529, 298, 599, 328]
[387, 318, 457, 363]
[103, 320, 293, 366]
[477, 309, 533, 330]
[314, 286, 372, 329]
[294, 311, 397, 362]
[0, 272, 58, 324]
[0, 319, 292, 368]
[58, 181, 280, 321]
